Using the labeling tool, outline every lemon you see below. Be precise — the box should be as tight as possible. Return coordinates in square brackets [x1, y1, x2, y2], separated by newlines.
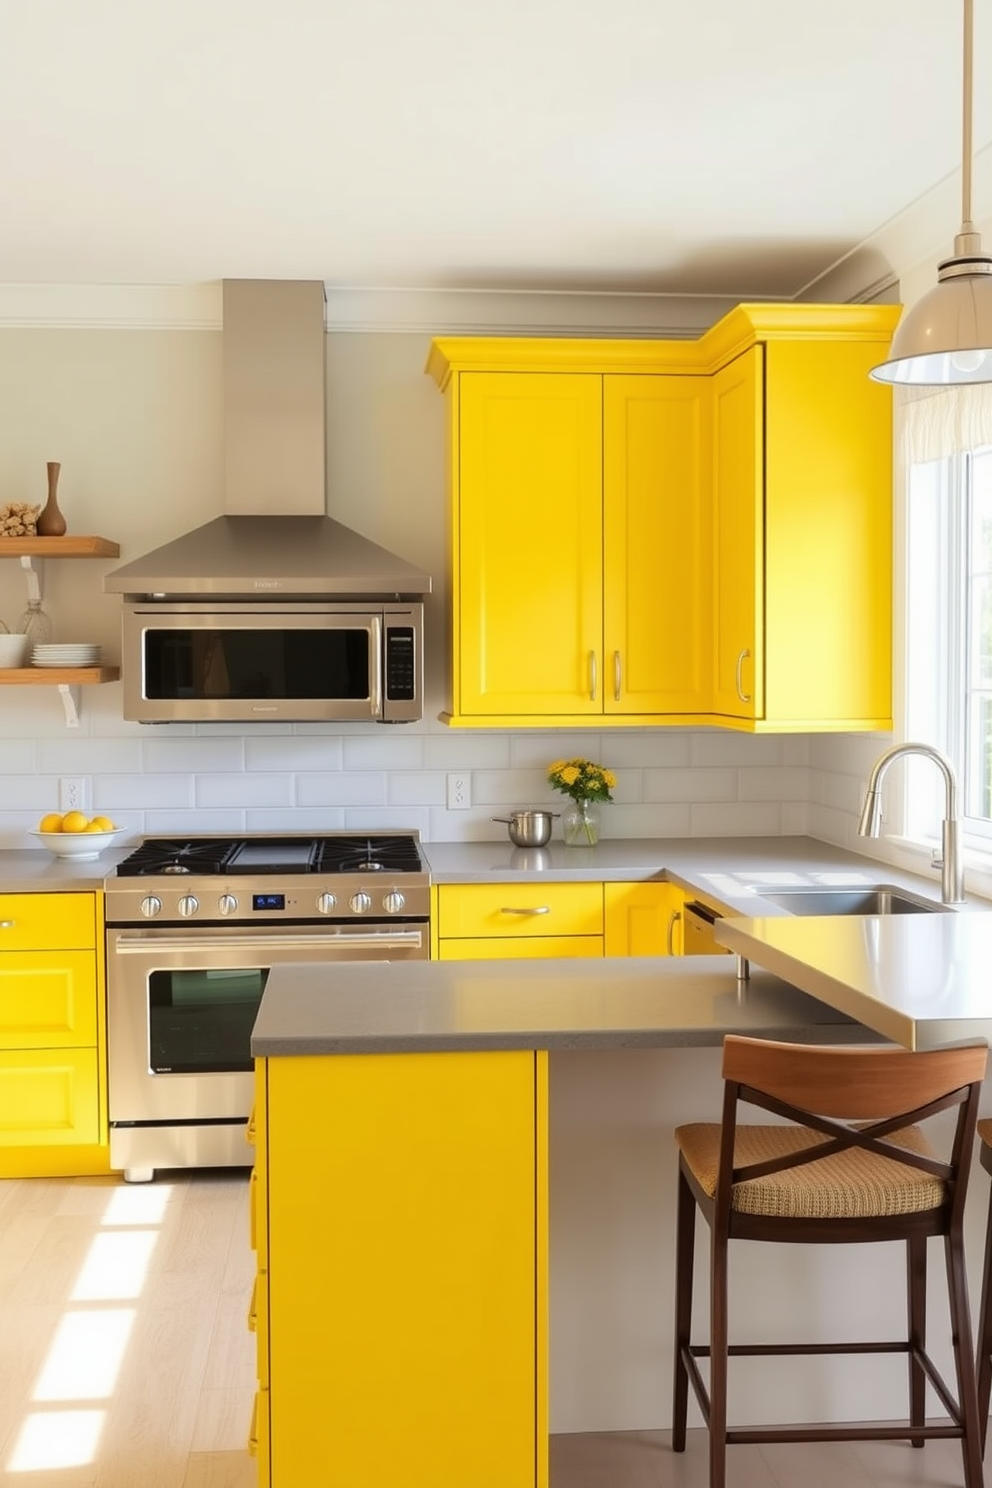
[61, 810, 90, 834]
[90, 815, 115, 832]
[38, 812, 64, 833]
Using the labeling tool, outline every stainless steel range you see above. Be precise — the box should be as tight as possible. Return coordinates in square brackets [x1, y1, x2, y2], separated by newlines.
[104, 832, 430, 1182]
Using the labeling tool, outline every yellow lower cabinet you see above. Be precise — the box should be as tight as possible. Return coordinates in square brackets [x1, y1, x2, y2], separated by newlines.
[436, 881, 603, 959]
[0, 891, 109, 1176]
[0, 1046, 100, 1145]
[248, 1388, 270, 1488]
[0, 951, 99, 1047]
[438, 935, 602, 960]
[604, 882, 685, 956]
[262, 1049, 549, 1488]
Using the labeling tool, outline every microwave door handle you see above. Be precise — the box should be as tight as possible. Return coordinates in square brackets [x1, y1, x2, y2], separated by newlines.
[370, 614, 383, 719]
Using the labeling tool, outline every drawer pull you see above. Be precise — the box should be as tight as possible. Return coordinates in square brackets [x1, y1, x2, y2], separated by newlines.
[501, 906, 551, 916]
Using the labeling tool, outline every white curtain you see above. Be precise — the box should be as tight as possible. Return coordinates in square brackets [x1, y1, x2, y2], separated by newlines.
[897, 384, 992, 463]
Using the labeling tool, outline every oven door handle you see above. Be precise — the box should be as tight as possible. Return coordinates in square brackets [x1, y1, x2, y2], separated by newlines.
[111, 930, 426, 953]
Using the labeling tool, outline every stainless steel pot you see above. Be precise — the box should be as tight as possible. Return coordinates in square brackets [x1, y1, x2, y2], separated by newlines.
[491, 810, 558, 848]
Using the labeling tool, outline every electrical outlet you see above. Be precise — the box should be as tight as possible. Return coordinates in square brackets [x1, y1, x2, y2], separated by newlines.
[58, 777, 88, 813]
[446, 773, 471, 809]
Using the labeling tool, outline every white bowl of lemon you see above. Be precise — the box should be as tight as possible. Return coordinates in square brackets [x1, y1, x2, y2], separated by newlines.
[31, 811, 123, 860]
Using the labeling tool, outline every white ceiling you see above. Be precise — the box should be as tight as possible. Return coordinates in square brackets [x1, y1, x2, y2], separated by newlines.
[2, 0, 991, 300]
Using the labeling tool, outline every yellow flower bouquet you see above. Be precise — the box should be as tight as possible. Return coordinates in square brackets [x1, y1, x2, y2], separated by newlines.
[547, 758, 616, 845]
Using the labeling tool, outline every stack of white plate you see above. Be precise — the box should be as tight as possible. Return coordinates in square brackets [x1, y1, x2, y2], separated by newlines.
[31, 643, 101, 668]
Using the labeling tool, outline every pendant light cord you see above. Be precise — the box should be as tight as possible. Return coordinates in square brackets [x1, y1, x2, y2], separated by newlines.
[962, 0, 974, 232]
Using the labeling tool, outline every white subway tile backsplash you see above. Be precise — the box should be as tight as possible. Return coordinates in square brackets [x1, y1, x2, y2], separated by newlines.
[38, 737, 143, 774]
[781, 802, 809, 834]
[95, 774, 195, 810]
[342, 734, 426, 771]
[0, 669, 882, 846]
[689, 733, 788, 767]
[690, 801, 783, 836]
[738, 767, 810, 802]
[143, 737, 245, 773]
[606, 732, 693, 768]
[0, 741, 36, 772]
[296, 772, 386, 808]
[246, 736, 344, 772]
[196, 774, 292, 809]
[387, 771, 446, 806]
[145, 809, 248, 835]
[424, 733, 512, 770]
[0, 776, 60, 810]
[644, 767, 736, 803]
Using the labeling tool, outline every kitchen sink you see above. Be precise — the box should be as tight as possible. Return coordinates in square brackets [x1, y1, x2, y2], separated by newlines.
[759, 886, 948, 916]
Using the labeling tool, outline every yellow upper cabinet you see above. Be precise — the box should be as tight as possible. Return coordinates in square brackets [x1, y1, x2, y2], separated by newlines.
[457, 369, 604, 718]
[427, 306, 897, 733]
[427, 340, 709, 726]
[707, 306, 898, 732]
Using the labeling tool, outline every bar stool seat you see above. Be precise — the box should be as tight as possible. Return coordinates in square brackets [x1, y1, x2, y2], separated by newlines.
[672, 1035, 987, 1488]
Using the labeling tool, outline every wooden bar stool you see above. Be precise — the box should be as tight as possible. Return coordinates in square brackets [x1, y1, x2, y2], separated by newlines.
[672, 1035, 987, 1488]
[974, 1118, 992, 1448]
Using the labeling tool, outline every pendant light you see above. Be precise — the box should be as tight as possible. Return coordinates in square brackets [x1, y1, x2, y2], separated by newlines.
[871, 0, 992, 385]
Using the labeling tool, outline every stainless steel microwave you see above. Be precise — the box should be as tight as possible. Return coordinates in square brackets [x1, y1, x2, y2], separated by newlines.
[120, 600, 424, 723]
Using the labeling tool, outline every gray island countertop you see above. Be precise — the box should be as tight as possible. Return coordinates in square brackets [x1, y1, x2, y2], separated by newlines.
[251, 955, 874, 1057]
[717, 911, 992, 1050]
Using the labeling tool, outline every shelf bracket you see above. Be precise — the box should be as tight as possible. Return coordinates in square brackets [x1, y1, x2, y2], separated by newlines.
[57, 684, 81, 729]
[19, 554, 44, 603]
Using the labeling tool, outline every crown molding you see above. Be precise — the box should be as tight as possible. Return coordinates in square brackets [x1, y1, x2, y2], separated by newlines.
[321, 285, 741, 337]
[800, 139, 992, 304]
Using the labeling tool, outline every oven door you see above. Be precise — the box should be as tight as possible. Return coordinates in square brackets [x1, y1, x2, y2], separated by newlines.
[106, 920, 428, 1128]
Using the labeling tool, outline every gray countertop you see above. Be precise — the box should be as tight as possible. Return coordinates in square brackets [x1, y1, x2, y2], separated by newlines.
[251, 955, 871, 1057]
[420, 835, 977, 917]
[717, 911, 992, 1051]
[0, 847, 132, 891]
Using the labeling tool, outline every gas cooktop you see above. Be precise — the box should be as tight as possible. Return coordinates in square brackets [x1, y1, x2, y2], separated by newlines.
[105, 832, 430, 925]
[114, 833, 423, 878]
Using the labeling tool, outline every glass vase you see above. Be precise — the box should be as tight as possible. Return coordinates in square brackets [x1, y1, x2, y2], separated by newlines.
[562, 799, 600, 847]
[16, 599, 53, 647]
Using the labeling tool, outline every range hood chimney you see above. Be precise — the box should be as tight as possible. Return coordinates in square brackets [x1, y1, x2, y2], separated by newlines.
[105, 280, 431, 599]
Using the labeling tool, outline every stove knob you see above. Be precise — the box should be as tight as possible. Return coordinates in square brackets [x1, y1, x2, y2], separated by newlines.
[139, 895, 162, 919]
[218, 894, 238, 917]
[350, 891, 373, 914]
[177, 895, 199, 919]
[383, 891, 406, 915]
[316, 893, 338, 915]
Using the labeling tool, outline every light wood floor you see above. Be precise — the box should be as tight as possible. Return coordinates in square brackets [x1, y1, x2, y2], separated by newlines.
[0, 1169, 986, 1487]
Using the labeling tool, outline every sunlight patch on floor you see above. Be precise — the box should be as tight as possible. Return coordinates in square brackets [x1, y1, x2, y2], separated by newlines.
[7, 1409, 104, 1471]
[3, 1179, 173, 1473]
[71, 1229, 158, 1300]
[33, 1309, 135, 1400]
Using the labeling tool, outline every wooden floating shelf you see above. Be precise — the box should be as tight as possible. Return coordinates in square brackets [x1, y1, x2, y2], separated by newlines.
[0, 667, 120, 685]
[0, 536, 120, 558]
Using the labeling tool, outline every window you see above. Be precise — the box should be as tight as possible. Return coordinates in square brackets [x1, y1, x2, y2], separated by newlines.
[905, 393, 992, 851]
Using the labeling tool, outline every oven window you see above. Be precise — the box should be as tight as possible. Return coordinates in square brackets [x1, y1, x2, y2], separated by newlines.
[143, 627, 370, 701]
[148, 968, 267, 1074]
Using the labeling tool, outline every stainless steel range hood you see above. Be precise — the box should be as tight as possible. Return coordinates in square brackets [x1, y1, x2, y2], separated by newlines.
[105, 280, 431, 599]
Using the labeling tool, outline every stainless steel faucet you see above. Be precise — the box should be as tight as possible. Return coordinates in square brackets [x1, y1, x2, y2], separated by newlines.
[857, 742, 965, 905]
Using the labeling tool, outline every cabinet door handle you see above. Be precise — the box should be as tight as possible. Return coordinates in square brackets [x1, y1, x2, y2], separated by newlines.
[735, 648, 752, 704]
[501, 906, 551, 916]
[614, 650, 622, 702]
[667, 909, 681, 956]
[588, 651, 597, 702]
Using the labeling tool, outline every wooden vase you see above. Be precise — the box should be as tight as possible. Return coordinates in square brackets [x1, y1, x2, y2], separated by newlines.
[36, 461, 67, 537]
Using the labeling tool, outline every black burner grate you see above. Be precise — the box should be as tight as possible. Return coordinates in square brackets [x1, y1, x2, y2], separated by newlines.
[116, 833, 422, 877]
